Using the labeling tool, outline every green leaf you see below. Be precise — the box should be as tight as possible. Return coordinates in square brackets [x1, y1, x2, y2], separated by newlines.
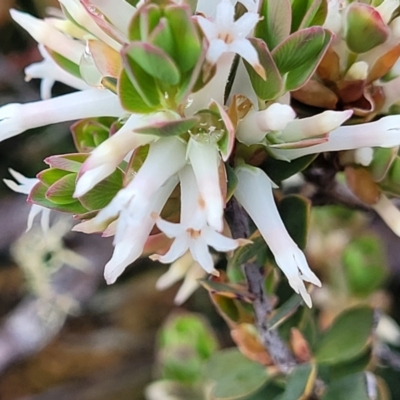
[342, 235, 388, 297]
[71, 117, 115, 153]
[226, 163, 238, 201]
[315, 306, 375, 365]
[279, 195, 311, 250]
[368, 147, 398, 182]
[118, 69, 157, 113]
[345, 3, 390, 54]
[243, 382, 283, 400]
[158, 313, 218, 384]
[122, 48, 161, 108]
[255, 0, 291, 50]
[322, 372, 377, 400]
[378, 156, 400, 196]
[45, 48, 81, 79]
[136, 117, 198, 137]
[290, 0, 311, 32]
[37, 169, 70, 186]
[269, 294, 303, 330]
[29, 181, 88, 214]
[165, 5, 202, 72]
[45, 154, 88, 173]
[124, 42, 181, 85]
[205, 349, 269, 399]
[272, 27, 332, 91]
[79, 168, 124, 211]
[329, 349, 372, 381]
[228, 233, 268, 283]
[244, 38, 283, 101]
[45, 173, 77, 205]
[260, 154, 316, 183]
[280, 364, 315, 400]
[298, 0, 328, 29]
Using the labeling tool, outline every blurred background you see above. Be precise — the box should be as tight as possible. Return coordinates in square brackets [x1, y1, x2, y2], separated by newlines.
[1, 1, 400, 399]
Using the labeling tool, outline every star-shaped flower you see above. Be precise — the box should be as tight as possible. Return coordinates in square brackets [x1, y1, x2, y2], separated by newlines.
[196, 0, 265, 78]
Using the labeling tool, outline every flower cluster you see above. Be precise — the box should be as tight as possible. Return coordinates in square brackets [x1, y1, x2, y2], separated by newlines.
[3, 0, 400, 307]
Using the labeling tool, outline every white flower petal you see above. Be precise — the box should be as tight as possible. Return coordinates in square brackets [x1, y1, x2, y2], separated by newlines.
[234, 11, 259, 38]
[206, 39, 230, 64]
[216, 0, 235, 29]
[203, 227, 241, 251]
[153, 235, 191, 264]
[155, 251, 193, 290]
[10, 9, 84, 64]
[234, 165, 320, 306]
[272, 115, 400, 160]
[190, 236, 215, 273]
[188, 139, 224, 232]
[0, 89, 123, 142]
[174, 262, 207, 305]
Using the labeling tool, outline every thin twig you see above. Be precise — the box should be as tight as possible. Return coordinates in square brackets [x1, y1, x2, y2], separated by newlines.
[244, 262, 297, 372]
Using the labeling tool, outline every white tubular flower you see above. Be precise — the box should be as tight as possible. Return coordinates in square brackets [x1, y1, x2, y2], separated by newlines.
[196, 0, 264, 77]
[25, 45, 90, 100]
[89, 0, 136, 36]
[74, 111, 178, 197]
[10, 9, 84, 64]
[156, 251, 208, 305]
[272, 115, 400, 160]
[237, 104, 296, 145]
[187, 138, 225, 232]
[278, 110, 353, 143]
[0, 89, 124, 142]
[58, 0, 122, 51]
[153, 166, 244, 274]
[104, 176, 178, 284]
[3, 169, 50, 232]
[92, 137, 187, 226]
[234, 165, 321, 307]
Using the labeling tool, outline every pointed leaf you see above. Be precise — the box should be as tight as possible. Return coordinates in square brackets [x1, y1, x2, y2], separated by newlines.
[37, 168, 70, 186]
[244, 38, 283, 101]
[299, 0, 328, 29]
[45, 154, 88, 173]
[71, 117, 115, 153]
[29, 181, 88, 214]
[79, 168, 124, 210]
[45, 173, 77, 205]
[256, 0, 291, 50]
[45, 48, 81, 79]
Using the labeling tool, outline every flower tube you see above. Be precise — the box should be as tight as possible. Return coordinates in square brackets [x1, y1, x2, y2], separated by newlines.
[234, 165, 321, 307]
[0, 89, 124, 142]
